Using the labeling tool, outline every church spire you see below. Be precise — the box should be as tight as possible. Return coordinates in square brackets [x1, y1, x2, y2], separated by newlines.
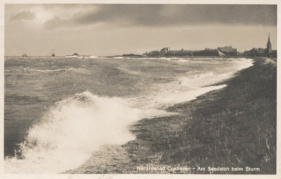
[267, 33, 272, 55]
[268, 33, 271, 43]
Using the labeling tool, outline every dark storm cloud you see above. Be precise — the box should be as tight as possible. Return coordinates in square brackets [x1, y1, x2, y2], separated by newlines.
[43, 4, 277, 30]
[9, 10, 36, 21]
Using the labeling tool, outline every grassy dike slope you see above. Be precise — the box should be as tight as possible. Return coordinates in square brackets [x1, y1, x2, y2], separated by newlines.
[65, 57, 276, 174]
[163, 57, 277, 174]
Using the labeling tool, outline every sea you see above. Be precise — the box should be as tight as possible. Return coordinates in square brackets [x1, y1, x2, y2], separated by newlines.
[4, 56, 253, 173]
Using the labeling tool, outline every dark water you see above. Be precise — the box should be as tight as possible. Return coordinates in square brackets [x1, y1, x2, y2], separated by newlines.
[4, 56, 253, 173]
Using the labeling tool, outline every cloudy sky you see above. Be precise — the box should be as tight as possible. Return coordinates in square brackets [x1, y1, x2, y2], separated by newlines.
[5, 4, 277, 56]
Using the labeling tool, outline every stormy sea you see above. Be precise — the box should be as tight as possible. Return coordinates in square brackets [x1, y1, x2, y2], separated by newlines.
[4, 56, 253, 173]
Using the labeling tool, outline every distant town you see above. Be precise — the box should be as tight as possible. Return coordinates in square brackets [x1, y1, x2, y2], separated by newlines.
[21, 34, 277, 59]
[123, 34, 277, 58]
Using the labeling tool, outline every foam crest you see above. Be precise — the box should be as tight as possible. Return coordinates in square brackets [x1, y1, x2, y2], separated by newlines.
[179, 58, 253, 88]
[148, 58, 254, 107]
[156, 85, 226, 105]
[232, 58, 254, 70]
[5, 92, 142, 173]
[176, 59, 189, 63]
[179, 72, 232, 88]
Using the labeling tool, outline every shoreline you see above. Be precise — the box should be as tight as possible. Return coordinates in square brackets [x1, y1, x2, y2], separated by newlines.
[63, 57, 275, 174]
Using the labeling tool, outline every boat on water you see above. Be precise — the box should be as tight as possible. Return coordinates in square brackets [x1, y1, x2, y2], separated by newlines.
[22, 54, 27, 57]
[51, 49, 55, 57]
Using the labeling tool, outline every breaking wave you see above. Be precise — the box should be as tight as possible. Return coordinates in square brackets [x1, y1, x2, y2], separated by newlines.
[5, 92, 143, 173]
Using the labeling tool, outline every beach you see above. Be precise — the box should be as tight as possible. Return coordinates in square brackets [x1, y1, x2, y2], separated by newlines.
[64, 57, 276, 174]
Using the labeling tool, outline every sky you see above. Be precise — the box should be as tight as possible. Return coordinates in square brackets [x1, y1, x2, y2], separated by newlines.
[5, 4, 277, 56]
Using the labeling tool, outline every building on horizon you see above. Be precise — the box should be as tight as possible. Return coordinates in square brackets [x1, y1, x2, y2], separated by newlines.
[244, 34, 277, 58]
[217, 46, 237, 56]
[145, 46, 239, 57]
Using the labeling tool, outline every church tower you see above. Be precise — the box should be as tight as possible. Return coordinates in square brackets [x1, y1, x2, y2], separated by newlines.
[267, 33, 272, 55]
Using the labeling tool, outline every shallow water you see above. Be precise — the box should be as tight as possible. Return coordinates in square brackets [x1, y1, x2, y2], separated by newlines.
[4, 57, 253, 173]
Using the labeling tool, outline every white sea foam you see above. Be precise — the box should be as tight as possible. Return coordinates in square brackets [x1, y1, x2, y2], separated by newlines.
[133, 58, 253, 108]
[232, 58, 254, 70]
[176, 59, 189, 63]
[5, 92, 143, 173]
[144, 73, 230, 108]
[156, 85, 226, 105]
[90, 56, 98, 59]
[179, 72, 233, 88]
[26, 68, 89, 74]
